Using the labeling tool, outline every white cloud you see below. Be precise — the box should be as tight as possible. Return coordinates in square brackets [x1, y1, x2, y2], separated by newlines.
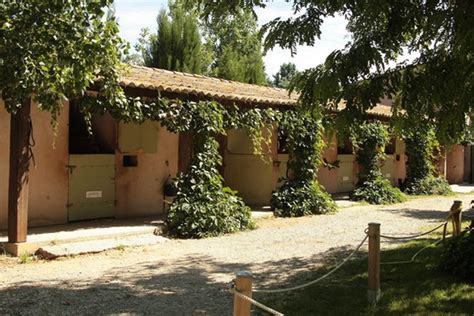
[115, 0, 350, 75]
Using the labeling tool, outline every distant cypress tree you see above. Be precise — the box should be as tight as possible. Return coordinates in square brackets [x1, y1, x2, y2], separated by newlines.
[138, 1, 206, 74]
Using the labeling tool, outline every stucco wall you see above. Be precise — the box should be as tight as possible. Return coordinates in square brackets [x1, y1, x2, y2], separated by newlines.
[0, 100, 69, 230]
[318, 139, 338, 193]
[446, 145, 465, 184]
[224, 129, 278, 206]
[394, 139, 407, 187]
[115, 125, 179, 217]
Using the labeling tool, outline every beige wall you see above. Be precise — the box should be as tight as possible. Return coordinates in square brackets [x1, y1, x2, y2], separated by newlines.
[318, 139, 338, 193]
[115, 125, 179, 217]
[394, 139, 407, 186]
[0, 100, 69, 230]
[224, 129, 279, 206]
[446, 145, 465, 184]
[1, 100, 179, 231]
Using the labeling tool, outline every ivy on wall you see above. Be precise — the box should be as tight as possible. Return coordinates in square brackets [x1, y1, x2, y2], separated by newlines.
[390, 104, 453, 196]
[271, 109, 336, 217]
[403, 121, 452, 195]
[78, 95, 282, 237]
[350, 121, 405, 204]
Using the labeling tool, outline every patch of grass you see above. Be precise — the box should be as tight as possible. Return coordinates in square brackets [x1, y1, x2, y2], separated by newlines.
[18, 252, 38, 264]
[115, 244, 126, 252]
[256, 239, 474, 315]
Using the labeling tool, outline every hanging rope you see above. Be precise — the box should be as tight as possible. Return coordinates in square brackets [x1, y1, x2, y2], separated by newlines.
[380, 222, 447, 240]
[229, 288, 284, 316]
[252, 234, 369, 294]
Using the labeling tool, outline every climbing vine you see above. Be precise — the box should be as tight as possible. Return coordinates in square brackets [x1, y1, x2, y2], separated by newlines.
[271, 109, 336, 217]
[154, 101, 253, 238]
[402, 121, 452, 195]
[77, 95, 281, 238]
[350, 121, 405, 204]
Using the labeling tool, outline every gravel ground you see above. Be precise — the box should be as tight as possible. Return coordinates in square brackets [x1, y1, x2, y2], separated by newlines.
[0, 194, 472, 315]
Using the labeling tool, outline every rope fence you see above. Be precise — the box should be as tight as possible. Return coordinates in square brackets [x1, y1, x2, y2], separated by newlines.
[229, 200, 466, 316]
[229, 288, 283, 316]
[253, 234, 368, 294]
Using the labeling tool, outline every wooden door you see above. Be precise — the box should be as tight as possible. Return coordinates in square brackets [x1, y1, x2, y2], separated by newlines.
[67, 155, 115, 221]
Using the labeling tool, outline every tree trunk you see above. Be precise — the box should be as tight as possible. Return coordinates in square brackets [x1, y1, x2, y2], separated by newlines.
[8, 99, 31, 243]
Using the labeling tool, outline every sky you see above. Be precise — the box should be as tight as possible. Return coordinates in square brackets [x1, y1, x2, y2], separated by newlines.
[114, 0, 350, 76]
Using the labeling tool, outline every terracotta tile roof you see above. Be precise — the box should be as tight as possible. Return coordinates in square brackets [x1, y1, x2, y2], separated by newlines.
[120, 65, 392, 118]
[120, 65, 298, 106]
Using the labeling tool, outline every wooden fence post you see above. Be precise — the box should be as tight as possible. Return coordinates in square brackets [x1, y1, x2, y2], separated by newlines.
[233, 271, 253, 316]
[450, 200, 463, 237]
[368, 222, 381, 304]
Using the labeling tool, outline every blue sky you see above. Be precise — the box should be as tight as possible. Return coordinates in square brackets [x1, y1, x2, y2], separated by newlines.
[115, 0, 350, 76]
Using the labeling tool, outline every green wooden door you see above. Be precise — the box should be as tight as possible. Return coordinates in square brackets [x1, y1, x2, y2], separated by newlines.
[337, 155, 355, 193]
[381, 156, 395, 185]
[68, 155, 116, 221]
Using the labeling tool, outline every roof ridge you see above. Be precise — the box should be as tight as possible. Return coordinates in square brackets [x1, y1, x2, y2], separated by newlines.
[126, 64, 292, 93]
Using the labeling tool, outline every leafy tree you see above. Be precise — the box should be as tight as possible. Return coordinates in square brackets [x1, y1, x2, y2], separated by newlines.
[137, 1, 207, 74]
[272, 62, 298, 88]
[1, 0, 127, 242]
[201, 8, 267, 84]
[0, 0, 127, 118]
[195, 0, 473, 138]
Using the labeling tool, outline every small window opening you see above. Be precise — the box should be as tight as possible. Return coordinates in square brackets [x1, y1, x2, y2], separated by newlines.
[337, 138, 353, 155]
[123, 155, 138, 167]
[69, 102, 116, 154]
[385, 138, 396, 155]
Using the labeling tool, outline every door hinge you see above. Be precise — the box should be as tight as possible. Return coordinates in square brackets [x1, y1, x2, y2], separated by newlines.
[66, 165, 76, 174]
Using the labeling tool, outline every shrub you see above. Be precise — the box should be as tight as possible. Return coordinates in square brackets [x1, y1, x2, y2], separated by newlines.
[164, 101, 256, 238]
[350, 121, 406, 204]
[271, 109, 336, 217]
[271, 180, 336, 217]
[166, 134, 254, 238]
[404, 175, 453, 196]
[402, 120, 452, 196]
[352, 177, 406, 205]
[439, 224, 474, 282]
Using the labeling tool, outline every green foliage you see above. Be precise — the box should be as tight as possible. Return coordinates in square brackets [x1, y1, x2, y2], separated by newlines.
[196, 0, 473, 143]
[271, 109, 336, 217]
[230, 107, 281, 157]
[350, 121, 405, 204]
[0, 0, 127, 120]
[439, 224, 474, 283]
[166, 133, 254, 238]
[272, 179, 336, 217]
[272, 62, 298, 89]
[156, 100, 282, 238]
[352, 177, 406, 205]
[400, 117, 453, 195]
[137, 1, 206, 74]
[404, 176, 452, 196]
[78, 96, 283, 238]
[201, 7, 267, 84]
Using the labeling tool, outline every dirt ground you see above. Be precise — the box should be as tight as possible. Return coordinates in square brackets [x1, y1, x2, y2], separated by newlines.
[0, 194, 472, 315]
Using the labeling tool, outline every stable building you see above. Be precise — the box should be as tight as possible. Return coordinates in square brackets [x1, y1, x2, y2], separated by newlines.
[0, 65, 469, 250]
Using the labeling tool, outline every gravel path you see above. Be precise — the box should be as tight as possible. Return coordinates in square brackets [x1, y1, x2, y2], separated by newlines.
[0, 194, 473, 315]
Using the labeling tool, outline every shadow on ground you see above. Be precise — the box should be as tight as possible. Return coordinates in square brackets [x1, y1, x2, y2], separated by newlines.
[256, 239, 474, 316]
[0, 245, 363, 315]
[1, 239, 472, 315]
